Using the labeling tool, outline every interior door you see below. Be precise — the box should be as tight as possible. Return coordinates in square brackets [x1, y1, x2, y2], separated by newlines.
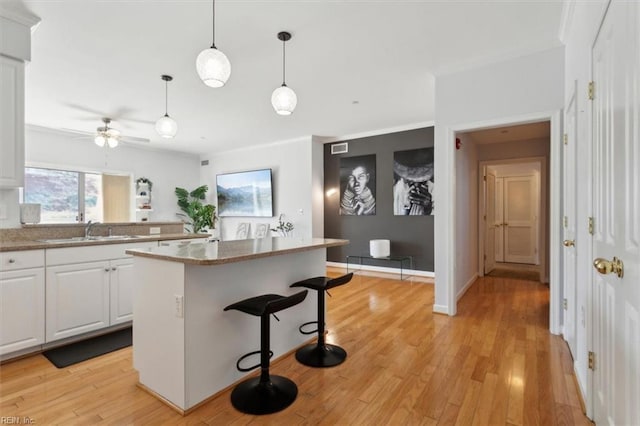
[591, 1, 640, 424]
[484, 170, 497, 274]
[563, 85, 578, 357]
[504, 176, 538, 264]
[495, 177, 505, 262]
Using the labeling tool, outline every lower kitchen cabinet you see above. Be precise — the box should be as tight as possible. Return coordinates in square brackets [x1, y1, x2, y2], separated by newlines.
[45, 261, 111, 342]
[0, 267, 45, 355]
[110, 258, 134, 325]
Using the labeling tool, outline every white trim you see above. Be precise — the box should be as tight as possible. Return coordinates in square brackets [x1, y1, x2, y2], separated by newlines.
[0, 6, 40, 28]
[432, 304, 449, 315]
[558, 0, 577, 44]
[457, 273, 477, 301]
[325, 261, 434, 278]
[446, 109, 563, 335]
[320, 121, 435, 144]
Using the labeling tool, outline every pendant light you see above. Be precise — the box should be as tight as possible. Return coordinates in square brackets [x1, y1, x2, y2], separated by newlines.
[196, 0, 230, 88]
[271, 31, 297, 115]
[155, 75, 178, 138]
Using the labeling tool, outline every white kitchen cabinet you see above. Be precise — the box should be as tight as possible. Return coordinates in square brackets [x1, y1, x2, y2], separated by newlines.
[0, 55, 25, 188]
[45, 241, 156, 342]
[110, 258, 134, 325]
[46, 260, 111, 342]
[0, 250, 45, 355]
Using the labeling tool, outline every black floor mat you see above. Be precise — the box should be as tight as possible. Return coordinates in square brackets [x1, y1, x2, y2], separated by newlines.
[43, 328, 132, 368]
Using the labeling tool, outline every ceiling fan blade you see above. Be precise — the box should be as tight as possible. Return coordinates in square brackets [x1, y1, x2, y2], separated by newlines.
[120, 135, 150, 144]
[59, 127, 93, 136]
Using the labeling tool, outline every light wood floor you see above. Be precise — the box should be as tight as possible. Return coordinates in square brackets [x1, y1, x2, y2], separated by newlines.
[0, 271, 591, 425]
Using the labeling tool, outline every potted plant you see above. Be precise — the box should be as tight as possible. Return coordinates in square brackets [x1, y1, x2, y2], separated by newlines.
[271, 213, 294, 237]
[175, 185, 217, 233]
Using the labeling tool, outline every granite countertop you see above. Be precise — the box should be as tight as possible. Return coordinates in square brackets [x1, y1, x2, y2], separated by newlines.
[126, 237, 349, 266]
[0, 233, 208, 252]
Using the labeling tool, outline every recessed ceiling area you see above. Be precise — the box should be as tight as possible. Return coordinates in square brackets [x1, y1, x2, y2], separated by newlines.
[15, 1, 563, 155]
[463, 121, 551, 145]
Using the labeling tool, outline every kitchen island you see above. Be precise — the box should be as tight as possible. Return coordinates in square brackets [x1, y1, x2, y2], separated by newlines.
[125, 237, 348, 413]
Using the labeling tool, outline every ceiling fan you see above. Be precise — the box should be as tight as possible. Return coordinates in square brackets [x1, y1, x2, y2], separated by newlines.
[61, 117, 150, 148]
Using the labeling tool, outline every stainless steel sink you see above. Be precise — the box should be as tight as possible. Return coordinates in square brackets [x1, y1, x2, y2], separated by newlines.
[38, 235, 141, 243]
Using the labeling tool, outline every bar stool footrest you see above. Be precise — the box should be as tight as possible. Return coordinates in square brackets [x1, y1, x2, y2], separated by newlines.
[295, 343, 347, 368]
[298, 320, 319, 335]
[230, 375, 298, 415]
[236, 349, 273, 372]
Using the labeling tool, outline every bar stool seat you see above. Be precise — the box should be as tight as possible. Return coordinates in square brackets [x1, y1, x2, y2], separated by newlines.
[224, 290, 308, 415]
[290, 273, 353, 367]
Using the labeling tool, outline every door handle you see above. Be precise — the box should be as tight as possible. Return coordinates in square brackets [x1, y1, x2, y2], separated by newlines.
[563, 240, 575, 247]
[593, 257, 624, 278]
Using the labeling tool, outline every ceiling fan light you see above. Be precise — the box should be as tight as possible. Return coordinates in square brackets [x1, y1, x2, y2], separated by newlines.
[271, 85, 297, 115]
[155, 114, 178, 138]
[94, 135, 106, 147]
[107, 137, 119, 148]
[196, 47, 231, 88]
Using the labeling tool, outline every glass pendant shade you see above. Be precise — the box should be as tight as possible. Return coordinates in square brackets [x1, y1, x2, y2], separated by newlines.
[155, 114, 178, 138]
[196, 47, 231, 88]
[271, 85, 297, 115]
[107, 137, 119, 148]
[94, 135, 106, 147]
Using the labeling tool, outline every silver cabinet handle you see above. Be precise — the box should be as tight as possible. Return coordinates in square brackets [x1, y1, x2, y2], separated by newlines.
[8, 259, 16, 263]
[105, 268, 110, 272]
[111, 267, 117, 271]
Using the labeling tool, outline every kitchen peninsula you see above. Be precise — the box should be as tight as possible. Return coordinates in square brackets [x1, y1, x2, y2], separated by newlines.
[125, 237, 348, 413]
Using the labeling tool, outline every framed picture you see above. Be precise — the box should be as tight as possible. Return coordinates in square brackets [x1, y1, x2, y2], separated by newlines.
[217, 169, 273, 217]
[339, 154, 376, 215]
[393, 148, 434, 215]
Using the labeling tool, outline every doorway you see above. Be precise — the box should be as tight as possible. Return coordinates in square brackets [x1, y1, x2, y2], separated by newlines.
[482, 160, 543, 280]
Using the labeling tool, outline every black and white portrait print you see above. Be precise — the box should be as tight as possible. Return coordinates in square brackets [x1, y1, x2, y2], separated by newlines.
[393, 148, 434, 215]
[339, 154, 376, 215]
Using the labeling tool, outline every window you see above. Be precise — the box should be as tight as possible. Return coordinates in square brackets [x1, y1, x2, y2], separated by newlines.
[22, 167, 131, 223]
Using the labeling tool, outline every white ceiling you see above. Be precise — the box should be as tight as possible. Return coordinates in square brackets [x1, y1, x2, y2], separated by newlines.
[16, 0, 563, 155]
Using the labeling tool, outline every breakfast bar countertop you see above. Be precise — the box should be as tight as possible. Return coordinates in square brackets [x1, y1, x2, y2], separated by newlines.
[125, 237, 348, 266]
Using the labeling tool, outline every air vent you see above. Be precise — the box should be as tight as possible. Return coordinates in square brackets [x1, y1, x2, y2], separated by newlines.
[331, 142, 348, 154]
[201, 160, 209, 166]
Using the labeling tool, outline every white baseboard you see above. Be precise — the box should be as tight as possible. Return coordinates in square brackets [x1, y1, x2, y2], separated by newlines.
[326, 261, 435, 278]
[456, 273, 478, 301]
[574, 362, 591, 419]
[432, 304, 449, 315]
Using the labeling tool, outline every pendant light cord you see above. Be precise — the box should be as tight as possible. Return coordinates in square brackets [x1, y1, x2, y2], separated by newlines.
[211, 0, 216, 49]
[165, 80, 169, 116]
[282, 38, 286, 86]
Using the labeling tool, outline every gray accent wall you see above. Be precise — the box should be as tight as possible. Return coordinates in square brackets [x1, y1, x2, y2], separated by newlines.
[324, 127, 434, 271]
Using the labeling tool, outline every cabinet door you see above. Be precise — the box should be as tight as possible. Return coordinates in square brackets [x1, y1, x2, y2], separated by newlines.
[110, 258, 134, 325]
[0, 56, 25, 188]
[0, 268, 44, 355]
[46, 261, 110, 342]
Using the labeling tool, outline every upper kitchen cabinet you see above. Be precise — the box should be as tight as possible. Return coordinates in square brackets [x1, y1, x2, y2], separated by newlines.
[0, 7, 40, 188]
[0, 56, 25, 188]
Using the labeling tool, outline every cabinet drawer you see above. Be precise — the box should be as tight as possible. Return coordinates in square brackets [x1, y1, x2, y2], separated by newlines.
[0, 250, 45, 271]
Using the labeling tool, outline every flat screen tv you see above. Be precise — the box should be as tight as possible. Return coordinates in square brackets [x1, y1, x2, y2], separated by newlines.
[216, 169, 274, 217]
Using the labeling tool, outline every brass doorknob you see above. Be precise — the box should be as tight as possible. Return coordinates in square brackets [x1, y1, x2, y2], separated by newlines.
[593, 257, 624, 278]
[563, 240, 575, 247]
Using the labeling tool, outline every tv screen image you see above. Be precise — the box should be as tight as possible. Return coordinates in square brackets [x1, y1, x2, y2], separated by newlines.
[216, 169, 273, 217]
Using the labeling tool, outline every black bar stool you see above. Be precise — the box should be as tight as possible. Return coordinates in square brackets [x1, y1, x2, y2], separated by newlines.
[223, 290, 308, 415]
[290, 273, 353, 367]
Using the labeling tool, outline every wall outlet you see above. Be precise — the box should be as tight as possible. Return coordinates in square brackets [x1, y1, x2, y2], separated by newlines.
[175, 295, 184, 318]
[149, 227, 161, 234]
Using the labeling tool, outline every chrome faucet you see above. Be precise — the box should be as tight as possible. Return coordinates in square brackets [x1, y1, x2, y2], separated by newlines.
[85, 220, 100, 238]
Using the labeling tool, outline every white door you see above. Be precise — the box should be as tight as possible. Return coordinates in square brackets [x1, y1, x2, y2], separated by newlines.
[591, 1, 640, 424]
[110, 258, 134, 325]
[504, 176, 538, 264]
[485, 170, 497, 274]
[495, 177, 505, 262]
[46, 261, 110, 342]
[563, 85, 578, 357]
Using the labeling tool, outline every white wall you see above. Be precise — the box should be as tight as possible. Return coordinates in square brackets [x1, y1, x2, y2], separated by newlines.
[434, 47, 564, 315]
[561, 0, 610, 411]
[199, 137, 321, 241]
[23, 126, 201, 224]
[454, 133, 478, 299]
